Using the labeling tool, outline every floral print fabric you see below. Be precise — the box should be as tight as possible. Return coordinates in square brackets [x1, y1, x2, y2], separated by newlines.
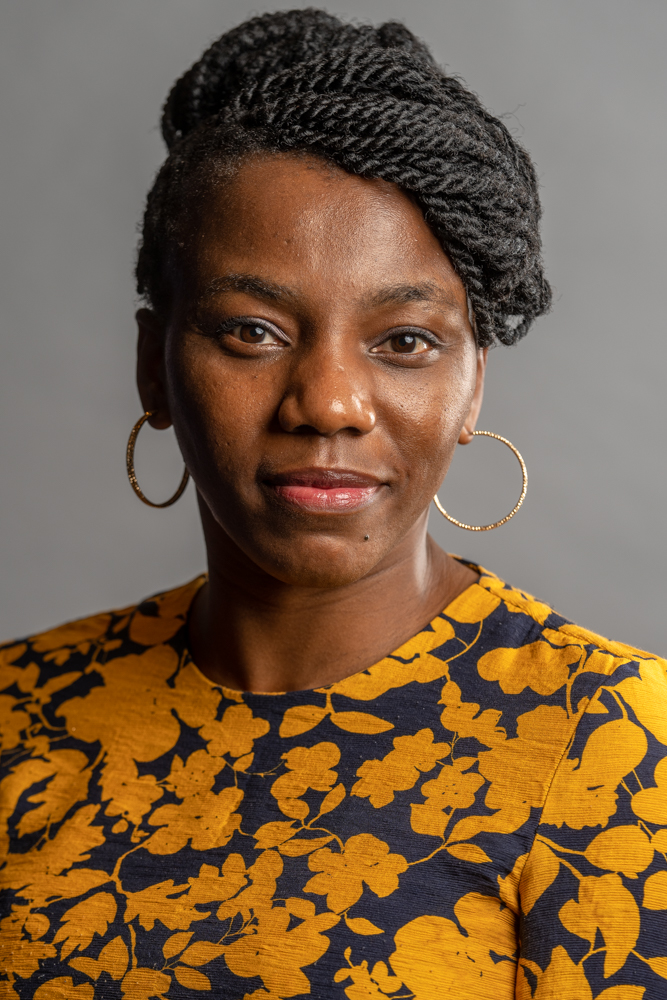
[1, 565, 666, 999]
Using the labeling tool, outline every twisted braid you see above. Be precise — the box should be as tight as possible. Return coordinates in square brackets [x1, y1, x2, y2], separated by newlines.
[137, 8, 551, 345]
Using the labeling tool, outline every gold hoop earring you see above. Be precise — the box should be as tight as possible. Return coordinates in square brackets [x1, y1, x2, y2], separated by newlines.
[433, 430, 527, 531]
[126, 411, 190, 508]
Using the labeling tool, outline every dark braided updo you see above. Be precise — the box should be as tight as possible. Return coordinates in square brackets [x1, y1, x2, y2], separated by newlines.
[136, 8, 551, 346]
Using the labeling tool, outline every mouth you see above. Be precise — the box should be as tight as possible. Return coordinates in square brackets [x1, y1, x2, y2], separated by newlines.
[263, 468, 384, 513]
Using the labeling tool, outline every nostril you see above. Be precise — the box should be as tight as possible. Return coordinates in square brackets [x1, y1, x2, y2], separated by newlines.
[290, 423, 367, 437]
[277, 390, 376, 436]
[291, 423, 321, 436]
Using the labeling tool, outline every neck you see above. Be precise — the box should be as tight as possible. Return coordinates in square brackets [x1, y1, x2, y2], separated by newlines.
[188, 506, 478, 693]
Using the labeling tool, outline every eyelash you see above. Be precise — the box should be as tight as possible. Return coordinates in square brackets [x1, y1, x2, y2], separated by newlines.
[379, 329, 440, 351]
[215, 317, 285, 342]
[215, 317, 441, 353]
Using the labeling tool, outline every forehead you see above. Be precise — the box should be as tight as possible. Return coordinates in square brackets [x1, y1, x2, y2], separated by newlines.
[183, 154, 467, 307]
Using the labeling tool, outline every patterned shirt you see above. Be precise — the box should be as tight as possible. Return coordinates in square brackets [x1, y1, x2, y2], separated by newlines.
[1, 565, 666, 999]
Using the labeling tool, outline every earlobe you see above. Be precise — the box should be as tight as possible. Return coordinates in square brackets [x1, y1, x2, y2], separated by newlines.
[135, 308, 172, 429]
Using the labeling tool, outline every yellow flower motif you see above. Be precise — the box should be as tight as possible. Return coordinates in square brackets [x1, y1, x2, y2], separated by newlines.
[200, 703, 270, 758]
[438, 680, 506, 747]
[1, 804, 105, 897]
[53, 891, 116, 959]
[0, 906, 57, 981]
[59, 647, 182, 763]
[0, 643, 31, 688]
[99, 754, 163, 826]
[632, 755, 667, 825]
[128, 579, 200, 646]
[388, 893, 516, 999]
[616, 657, 667, 746]
[271, 742, 340, 820]
[643, 870, 667, 910]
[478, 641, 579, 696]
[17, 749, 90, 837]
[216, 849, 283, 923]
[334, 956, 403, 998]
[30, 613, 111, 656]
[0, 693, 31, 751]
[69, 934, 129, 982]
[410, 758, 484, 839]
[168, 662, 222, 731]
[224, 899, 340, 997]
[164, 749, 226, 798]
[445, 586, 501, 624]
[559, 874, 639, 978]
[147, 786, 243, 854]
[123, 880, 209, 932]
[187, 855, 248, 905]
[542, 719, 647, 830]
[584, 826, 654, 877]
[352, 729, 451, 808]
[448, 705, 573, 845]
[523, 945, 592, 1000]
[119, 968, 171, 999]
[304, 834, 408, 913]
[33, 978, 94, 1000]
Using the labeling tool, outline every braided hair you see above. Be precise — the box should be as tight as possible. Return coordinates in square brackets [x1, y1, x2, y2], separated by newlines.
[136, 8, 551, 346]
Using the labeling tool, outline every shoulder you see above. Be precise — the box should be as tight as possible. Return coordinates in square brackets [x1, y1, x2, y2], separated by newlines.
[1, 577, 204, 662]
[0, 577, 205, 750]
[470, 562, 664, 671]
[490, 576, 667, 995]
[443, 563, 666, 787]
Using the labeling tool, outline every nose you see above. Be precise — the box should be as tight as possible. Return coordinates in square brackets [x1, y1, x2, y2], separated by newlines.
[277, 341, 376, 436]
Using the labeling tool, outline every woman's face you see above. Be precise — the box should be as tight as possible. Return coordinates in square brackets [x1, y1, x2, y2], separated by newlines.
[138, 154, 486, 588]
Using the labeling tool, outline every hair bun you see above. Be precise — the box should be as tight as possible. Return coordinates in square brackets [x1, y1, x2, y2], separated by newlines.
[162, 8, 437, 150]
[164, 9, 347, 148]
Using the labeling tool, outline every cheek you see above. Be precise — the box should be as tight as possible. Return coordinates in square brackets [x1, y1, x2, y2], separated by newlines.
[164, 339, 275, 478]
[385, 360, 476, 486]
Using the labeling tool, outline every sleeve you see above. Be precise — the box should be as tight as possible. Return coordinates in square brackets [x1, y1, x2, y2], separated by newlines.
[516, 654, 667, 1000]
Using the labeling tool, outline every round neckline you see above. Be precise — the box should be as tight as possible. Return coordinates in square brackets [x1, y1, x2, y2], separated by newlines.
[181, 560, 492, 698]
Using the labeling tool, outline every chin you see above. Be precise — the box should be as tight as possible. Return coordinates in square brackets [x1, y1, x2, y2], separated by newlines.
[254, 537, 381, 589]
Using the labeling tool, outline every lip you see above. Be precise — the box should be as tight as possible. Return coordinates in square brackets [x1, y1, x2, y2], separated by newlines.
[263, 467, 384, 513]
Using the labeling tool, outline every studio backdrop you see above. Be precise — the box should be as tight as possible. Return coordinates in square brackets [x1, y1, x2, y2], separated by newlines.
[1, 0, 665, 653]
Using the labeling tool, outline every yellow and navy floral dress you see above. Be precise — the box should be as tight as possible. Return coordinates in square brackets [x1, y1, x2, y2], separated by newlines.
[1, 565, 666, 999]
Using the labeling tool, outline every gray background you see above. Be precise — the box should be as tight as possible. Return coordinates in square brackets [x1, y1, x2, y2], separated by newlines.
[1, 0, 665, 653]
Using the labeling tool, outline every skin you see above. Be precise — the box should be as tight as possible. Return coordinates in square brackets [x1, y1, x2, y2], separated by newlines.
[137, 154, 487, 693]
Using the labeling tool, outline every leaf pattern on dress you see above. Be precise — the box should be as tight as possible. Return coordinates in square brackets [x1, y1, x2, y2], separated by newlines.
[1, 566, 666, 998]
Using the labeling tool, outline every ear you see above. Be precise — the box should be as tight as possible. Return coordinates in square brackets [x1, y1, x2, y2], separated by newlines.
[458, 347, 488, 445]
[136, 308, 172, 429]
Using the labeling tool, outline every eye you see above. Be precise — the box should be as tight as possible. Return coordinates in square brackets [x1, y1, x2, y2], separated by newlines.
[373, 332, 432, 355]
[227, 322, 283, 345]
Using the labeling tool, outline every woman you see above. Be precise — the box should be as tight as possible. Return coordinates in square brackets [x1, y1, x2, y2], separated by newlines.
[1, 9, 665, 998]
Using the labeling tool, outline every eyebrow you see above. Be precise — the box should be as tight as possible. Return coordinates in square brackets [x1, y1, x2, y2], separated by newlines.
[202, 274, 451, 310]
[202, 273, 295, 301]
[364, 282, 447, 308]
